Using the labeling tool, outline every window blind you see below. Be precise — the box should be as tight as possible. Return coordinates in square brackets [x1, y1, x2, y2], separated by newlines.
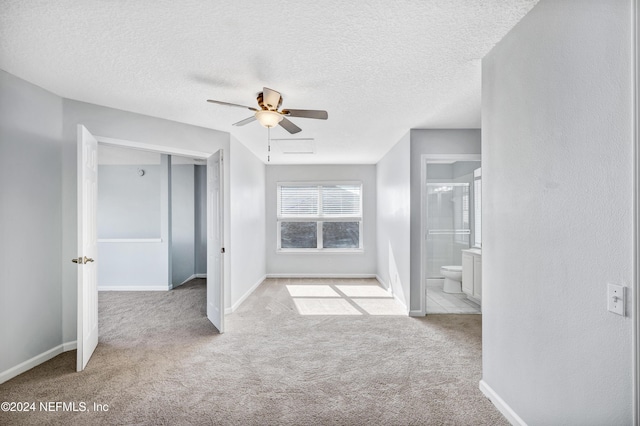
[279, 186, 318, 216]
[278, 184, 362, 218]
[321, 185, 361, 216]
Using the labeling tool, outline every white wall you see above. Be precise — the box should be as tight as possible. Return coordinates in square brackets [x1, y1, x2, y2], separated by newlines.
[96, 158, 202, 289]
[229, 136, 267, 309]
[97, 165, 162, 239]
[410, 129, 481, 312]
[481, 0, 634, 424]
[97, 163, 167, 289]
[0, 70, 64, 377]
[375, 132, 411, 310]
[96, 155, 171, 290]
[266, 164, 377, 276]
[171, 163, 195, 286]
[61, 99, 231, 343]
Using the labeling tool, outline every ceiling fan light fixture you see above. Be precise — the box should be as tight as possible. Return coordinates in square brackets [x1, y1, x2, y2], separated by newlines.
[255, 110, 283, 128]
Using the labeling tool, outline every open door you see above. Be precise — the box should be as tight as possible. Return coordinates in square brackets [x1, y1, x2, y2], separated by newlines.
[76, 125, 99, 371]
[206, 150, 224, 332]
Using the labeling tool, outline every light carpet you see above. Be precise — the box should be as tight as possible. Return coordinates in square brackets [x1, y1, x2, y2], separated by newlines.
[0, 278, 507, 425]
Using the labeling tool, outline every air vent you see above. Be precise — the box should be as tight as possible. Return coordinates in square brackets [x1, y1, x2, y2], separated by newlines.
[273, 138, 315, 154]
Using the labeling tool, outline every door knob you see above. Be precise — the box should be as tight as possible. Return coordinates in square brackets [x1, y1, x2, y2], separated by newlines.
[83, 256, 94, 264]
[71, 256, 94, 264]
[71, 257, 81, 263]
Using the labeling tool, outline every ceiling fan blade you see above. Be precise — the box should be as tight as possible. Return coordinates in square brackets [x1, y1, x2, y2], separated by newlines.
[207, 99, 257, 111]
[262, 87, 281, 110]
[232, 116, 257, 126]
[282, 109, 328, 120]
[278, 117, 302, 134]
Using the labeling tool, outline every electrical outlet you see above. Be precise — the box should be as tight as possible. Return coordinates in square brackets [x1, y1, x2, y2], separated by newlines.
[607, 284, 626, 316]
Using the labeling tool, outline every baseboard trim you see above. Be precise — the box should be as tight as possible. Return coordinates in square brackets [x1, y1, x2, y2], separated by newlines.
[375, 274, 389, 290]
[98, 285, 170, 291]
[266, 273, 377, 279]
[393, 294, 409, 314]
[376, 275, 409, 314]
[1, 340, 76, 384]
[409, 309, 425, 317]
[176, 274, 198, 287]
[227, 275, 266, 314]
[195, 273, 207, 279]
[479, 380, 527, 426]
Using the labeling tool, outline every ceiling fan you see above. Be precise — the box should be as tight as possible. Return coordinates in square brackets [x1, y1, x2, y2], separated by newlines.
[207, 87, 328, 134]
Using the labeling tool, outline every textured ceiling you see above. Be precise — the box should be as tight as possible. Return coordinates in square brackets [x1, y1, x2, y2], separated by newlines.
[0, 0, 538, 164]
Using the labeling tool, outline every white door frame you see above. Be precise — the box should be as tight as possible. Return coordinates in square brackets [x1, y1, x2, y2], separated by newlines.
[78, 134, 227, 333]
[206, 151, 224, 332]
[419, 153, 481, 316]
[633, 0, 639, 423]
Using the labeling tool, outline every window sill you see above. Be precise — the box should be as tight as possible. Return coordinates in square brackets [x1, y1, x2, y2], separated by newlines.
[276, 248, 364, 254]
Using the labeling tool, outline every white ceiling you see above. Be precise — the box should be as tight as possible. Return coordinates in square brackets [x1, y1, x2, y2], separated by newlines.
[0, 0, 538, 164]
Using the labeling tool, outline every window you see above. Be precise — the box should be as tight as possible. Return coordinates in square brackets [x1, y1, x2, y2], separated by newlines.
[473, 168, 482, 247]
[277, 183, 363, 251]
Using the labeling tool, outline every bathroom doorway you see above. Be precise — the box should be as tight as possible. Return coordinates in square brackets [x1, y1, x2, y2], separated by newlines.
[420, 155, 481, 314]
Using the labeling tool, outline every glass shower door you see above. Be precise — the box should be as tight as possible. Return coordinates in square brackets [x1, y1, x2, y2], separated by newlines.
[425, 183, 471, 279]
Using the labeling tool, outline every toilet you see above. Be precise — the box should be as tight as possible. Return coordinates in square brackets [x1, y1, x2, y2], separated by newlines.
[440, 265, 463, 293]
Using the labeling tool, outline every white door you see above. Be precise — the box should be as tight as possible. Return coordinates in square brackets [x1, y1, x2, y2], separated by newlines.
[76, 125, 99, 371]
[206, 150, 224, 332]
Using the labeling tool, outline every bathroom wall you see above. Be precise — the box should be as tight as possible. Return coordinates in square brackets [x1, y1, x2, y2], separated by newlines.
[481, 0, 633, 423]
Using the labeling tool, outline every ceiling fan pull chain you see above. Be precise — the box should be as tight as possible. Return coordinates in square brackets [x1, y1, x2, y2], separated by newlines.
[267, 126, 271, 162]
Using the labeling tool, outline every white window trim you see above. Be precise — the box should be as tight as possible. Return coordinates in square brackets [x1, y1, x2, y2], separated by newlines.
[276, 181, 363, 252]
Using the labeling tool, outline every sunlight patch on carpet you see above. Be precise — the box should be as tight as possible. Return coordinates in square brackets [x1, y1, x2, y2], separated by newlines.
[286, 285, 341, 298]
[293, 298, 362, 315]
[335, 285, 392, 298]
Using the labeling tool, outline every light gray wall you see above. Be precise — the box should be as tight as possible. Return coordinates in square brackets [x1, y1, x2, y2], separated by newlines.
[97, 165, 162, 239]
[375, 132, 411, 310]
[410, 129, 481, 312]
[194, 165, 207, 275]
[61, 99, 231, 343]
[0, 70, 64, 375]
[97, 155, 171, 289]
[171, 163, 195, 286]
[266, 164, 377, 276]
[96, 162, 168, 289]
[482, 0, 633, 424]
[229, 137, 266, 307]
